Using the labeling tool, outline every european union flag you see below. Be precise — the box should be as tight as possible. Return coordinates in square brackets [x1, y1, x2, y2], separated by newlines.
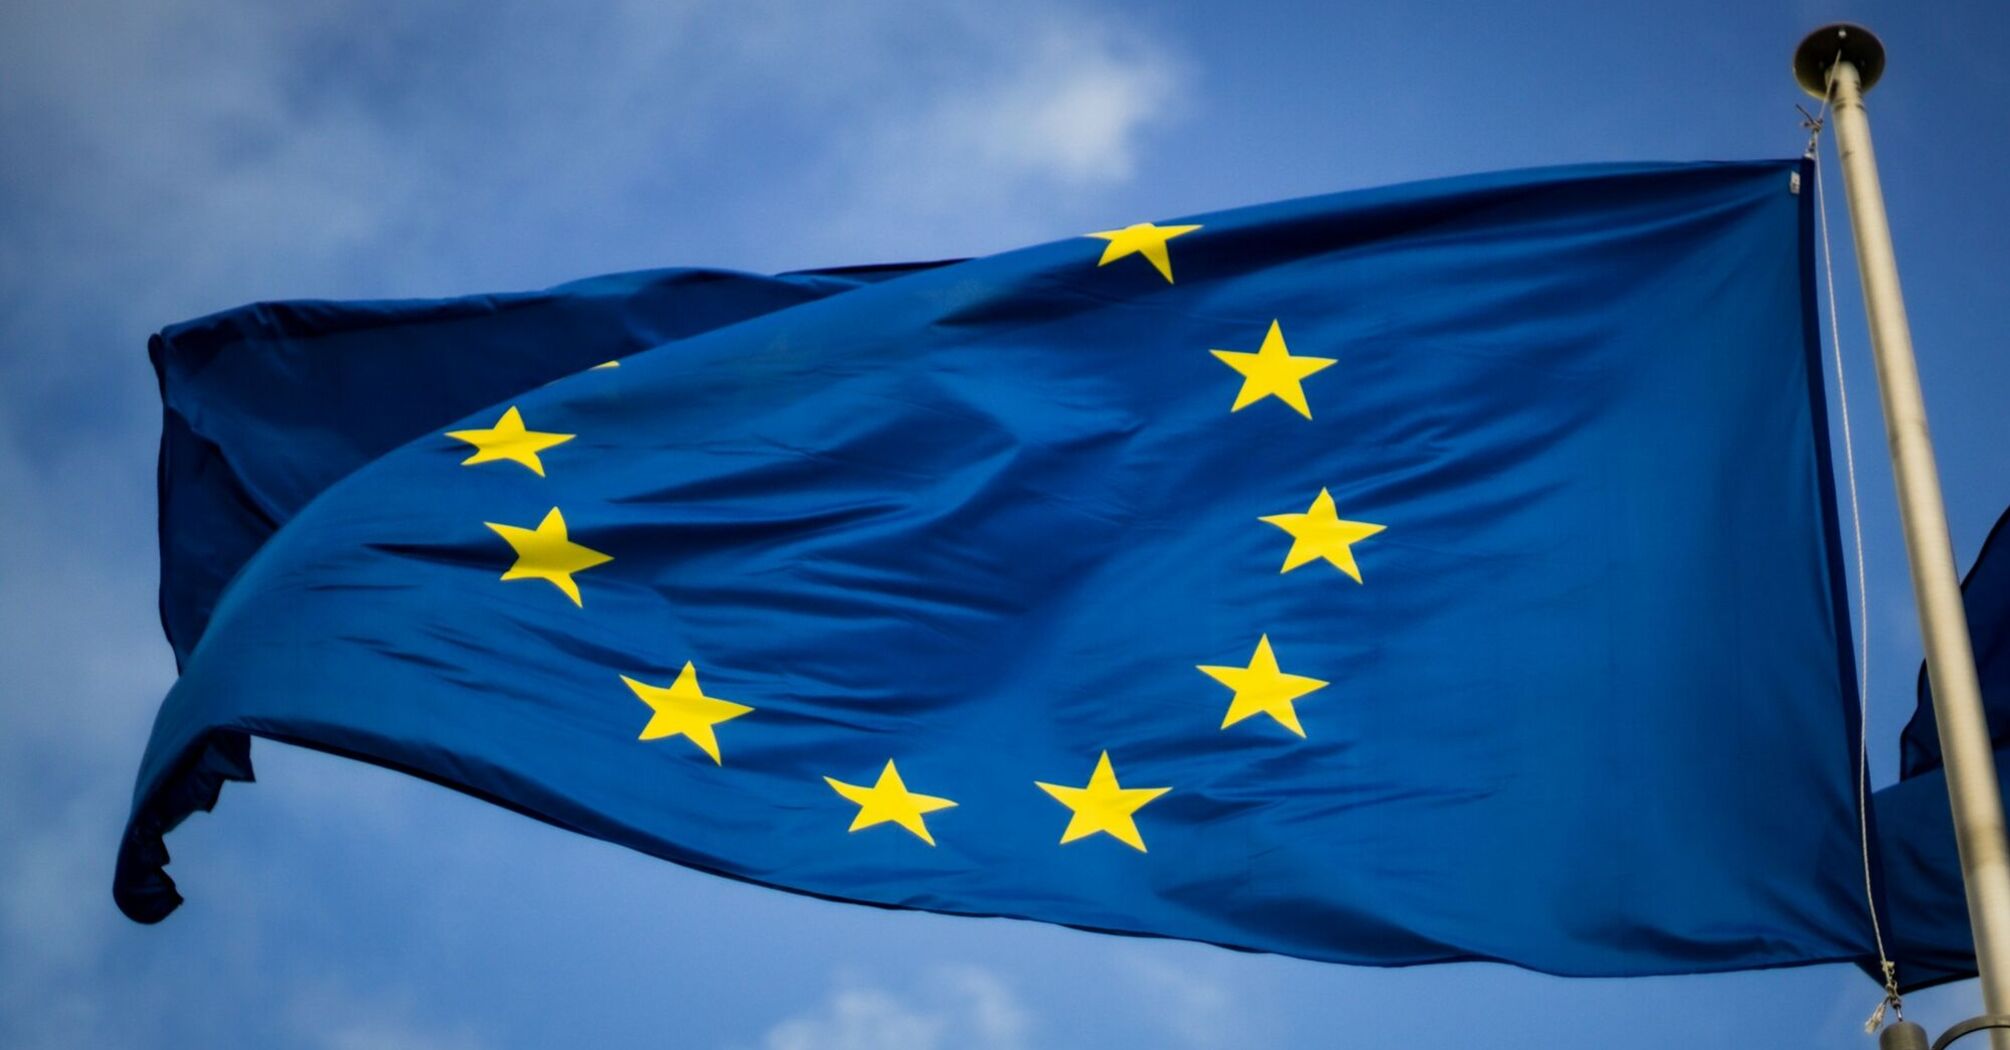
[121, 160, 1875, 977]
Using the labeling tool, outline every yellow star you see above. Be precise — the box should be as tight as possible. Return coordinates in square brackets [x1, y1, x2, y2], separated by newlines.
[622, 662, 753, 764]
[1085, 222, 1203, 283]
[824, 760, 957, 845]
[1036, 751, 1169, 852]
[590, 360, 620, 370]
[1209, 321, 1336, 419]
[484, 507, 612, 606]
[445, 406, 574, 476]
[1259, 488, 1384, 582]
[1197, 635, 1329, 738]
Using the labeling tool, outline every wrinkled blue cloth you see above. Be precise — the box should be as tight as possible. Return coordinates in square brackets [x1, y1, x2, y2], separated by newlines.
[153, 261, 945, 666]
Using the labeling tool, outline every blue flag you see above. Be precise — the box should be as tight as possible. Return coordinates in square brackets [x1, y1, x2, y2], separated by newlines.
[1873, 503, 2010, 989]
[120, 160, 1874, 977]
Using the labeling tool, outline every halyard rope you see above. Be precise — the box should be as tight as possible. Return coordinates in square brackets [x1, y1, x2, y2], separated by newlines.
[1805, 57, 1903, 1030]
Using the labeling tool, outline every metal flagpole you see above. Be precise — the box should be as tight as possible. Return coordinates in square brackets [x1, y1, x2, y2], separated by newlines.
[1795, 24, 2010, 1048]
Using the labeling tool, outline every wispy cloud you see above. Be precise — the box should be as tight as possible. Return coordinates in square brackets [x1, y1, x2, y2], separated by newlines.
[286, 980, 492, 1050]
[778, 7, 1187, 261]
[752, 965, 1033, 1050]
[1118, 949, 1284, 1050]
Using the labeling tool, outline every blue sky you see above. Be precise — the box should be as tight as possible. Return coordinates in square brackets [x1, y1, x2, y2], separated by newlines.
[3, 1, 2007, 1047]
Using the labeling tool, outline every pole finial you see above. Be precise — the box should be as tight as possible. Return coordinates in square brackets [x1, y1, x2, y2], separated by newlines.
[1795, 23, 1886, 97]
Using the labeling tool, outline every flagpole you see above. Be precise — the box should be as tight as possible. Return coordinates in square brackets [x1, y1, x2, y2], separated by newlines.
[1795, 24, 2010, 1044]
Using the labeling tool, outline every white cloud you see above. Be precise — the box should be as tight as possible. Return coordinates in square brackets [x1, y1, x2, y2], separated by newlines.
[286, 981, 491, 1050]
[936, 965, 1030, 1048]
[869, 24, 1178, 191]
[754, 966, 1032, 1050]
[1118, 951, 1266, 1050]
[763, 987, 946, 1050]
[956, 32, 1177, 186]
[800, 10, 1185, 261]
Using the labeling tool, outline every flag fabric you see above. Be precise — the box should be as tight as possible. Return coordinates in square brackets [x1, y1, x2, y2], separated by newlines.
[119, 159, 1876, 978]
[1898, 505, 2010, 780]
[153, 262, 947, 666]
[1875, 767, 1985, 989]
[1873, 503, 2010, 989]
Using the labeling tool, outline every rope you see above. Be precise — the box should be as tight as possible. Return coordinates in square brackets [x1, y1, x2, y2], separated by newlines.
[1805, 58, 1904, 1031]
